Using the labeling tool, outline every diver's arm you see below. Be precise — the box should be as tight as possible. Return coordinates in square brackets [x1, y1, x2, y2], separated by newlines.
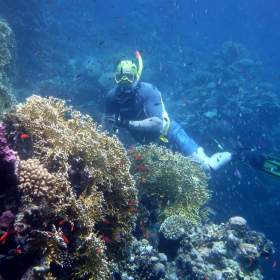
[128, 117, 163, 133]
[129, 83, 166, 133]
[103, 89, 118, 133]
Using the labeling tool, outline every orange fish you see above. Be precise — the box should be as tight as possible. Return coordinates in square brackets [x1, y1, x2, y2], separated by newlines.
[58, 219, 66, 226]
[0, 228, 13, 244]
[134, 153, 142, 161]
[100, 235, 113, 243]
[19, 133, 29, 140]
[127, 199, 138, 206]
[137, 164, 149, 172]
[95, 247, 103, 255]
[62, 233, 70, 244]
[15, 246, 22, 255]
[102, 218, 113, 225]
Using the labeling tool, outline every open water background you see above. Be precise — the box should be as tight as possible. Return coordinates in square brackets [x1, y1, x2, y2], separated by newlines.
[0, 0, 280, 278]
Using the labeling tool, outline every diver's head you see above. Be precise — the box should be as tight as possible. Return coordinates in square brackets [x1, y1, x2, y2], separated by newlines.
[115, 51, 143, 90]
[115, 60, 138, 89]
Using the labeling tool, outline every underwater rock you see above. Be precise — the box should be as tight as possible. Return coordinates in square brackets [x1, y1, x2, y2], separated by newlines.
[229, 216, 247, 231]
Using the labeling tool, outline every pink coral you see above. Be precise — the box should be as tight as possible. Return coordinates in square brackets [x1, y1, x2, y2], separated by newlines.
[0, 122, 16, 163]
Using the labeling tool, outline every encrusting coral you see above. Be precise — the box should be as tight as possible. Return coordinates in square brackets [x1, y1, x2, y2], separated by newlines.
[129, 144, 210, 224]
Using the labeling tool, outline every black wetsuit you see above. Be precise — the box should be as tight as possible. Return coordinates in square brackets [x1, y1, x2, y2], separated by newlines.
[105, 82, 199, 155]
[105, 82, 165, 143]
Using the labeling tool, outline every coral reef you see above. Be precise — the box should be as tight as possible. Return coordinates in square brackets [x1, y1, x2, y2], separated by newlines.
[0, 122, 17, 165]
[0, 19, 15, 117]
[114, 216, 274, 280]
[6, 95, 137, 240]
[0, 96, 138, 279]
[115, 238, 169, 280]
[0, 122, 17, 199]
[175, 216, 274, 280]
[171, 41, 280, 154]
[129, 144, 210, 224]
[159, 215, 192, 241]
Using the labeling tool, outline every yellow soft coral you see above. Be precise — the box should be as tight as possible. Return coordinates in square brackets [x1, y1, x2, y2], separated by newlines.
[129, 144, 210, 224]
[6, 95, 137, 264]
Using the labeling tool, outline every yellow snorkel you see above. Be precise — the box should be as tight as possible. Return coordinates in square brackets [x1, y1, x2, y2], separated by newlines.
[135, 50, 143, 83]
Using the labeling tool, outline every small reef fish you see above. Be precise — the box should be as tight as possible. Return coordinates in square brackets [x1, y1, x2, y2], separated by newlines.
[100, 235, 113, 244]
[234, 168, 242, 179]
[136, 164, 150, 172]
[0, 228, 14, 244]
[127, 199, 138, 206]
[61, 233, 70, 244]
[102, 218, 113, 225]
[134, 153, 142, 161]
[19, 133, 30, 140]
[15, 246, 22, 255]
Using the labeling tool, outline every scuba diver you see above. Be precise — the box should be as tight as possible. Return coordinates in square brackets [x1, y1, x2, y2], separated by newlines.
[103, 51, 232, 171]
[103, 51, 280, 175]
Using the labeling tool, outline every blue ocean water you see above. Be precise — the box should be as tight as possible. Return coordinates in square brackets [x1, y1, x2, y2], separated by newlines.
[0, 0, 280, 279]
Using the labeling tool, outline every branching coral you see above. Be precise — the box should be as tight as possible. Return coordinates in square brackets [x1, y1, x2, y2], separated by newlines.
[129, 144, 210, 224]
[74, 232, 111, 280]
[17, 158, 75, 219]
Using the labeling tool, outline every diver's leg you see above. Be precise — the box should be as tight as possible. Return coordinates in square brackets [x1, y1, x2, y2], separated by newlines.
[168, 121, 232, 170]
[167, 120, 199, 156]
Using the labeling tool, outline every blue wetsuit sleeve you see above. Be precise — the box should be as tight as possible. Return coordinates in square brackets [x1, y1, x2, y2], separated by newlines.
[143, 85, 164, 119]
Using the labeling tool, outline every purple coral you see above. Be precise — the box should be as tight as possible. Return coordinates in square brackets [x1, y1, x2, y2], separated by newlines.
[0, 122, 16, 163]
[0, 122, 17, 189]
